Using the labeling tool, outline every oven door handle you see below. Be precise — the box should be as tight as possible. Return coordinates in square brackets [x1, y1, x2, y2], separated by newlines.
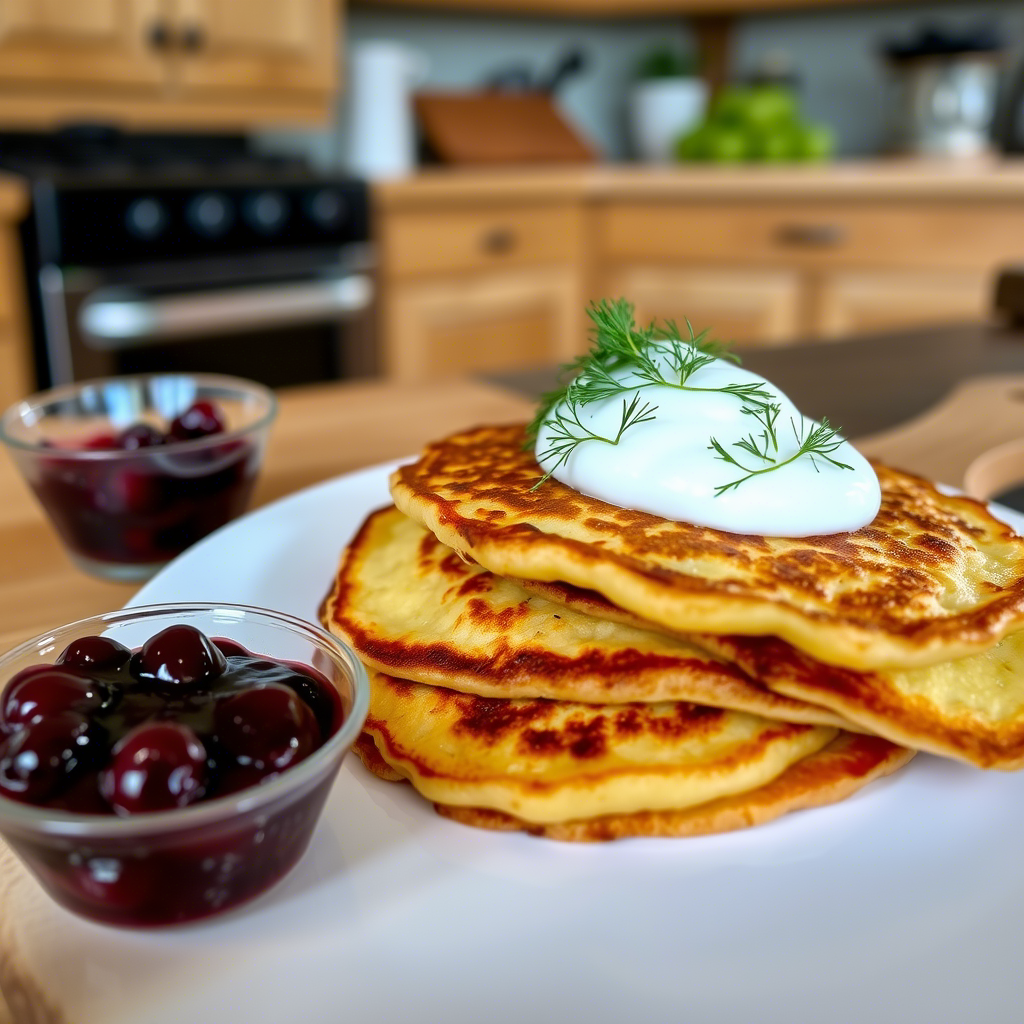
[78, 274, 373, 349]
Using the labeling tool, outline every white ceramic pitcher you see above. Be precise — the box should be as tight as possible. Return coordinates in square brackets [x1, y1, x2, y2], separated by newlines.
[345, 41, 429, 180]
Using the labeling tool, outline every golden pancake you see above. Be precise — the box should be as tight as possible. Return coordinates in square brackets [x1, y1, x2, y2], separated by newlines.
[517, 574, 1024, 768]
[322, 505, 846, 726]
[354, 729, 912, 842]
[362, 671, 837, 823]
[697, 631, 1024, 770]
[390, 424, 1024, 671]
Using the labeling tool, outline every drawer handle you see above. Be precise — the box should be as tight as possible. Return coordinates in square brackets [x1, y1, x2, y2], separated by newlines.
[480, 227, 517, 255]
[775, 223, 847, 247]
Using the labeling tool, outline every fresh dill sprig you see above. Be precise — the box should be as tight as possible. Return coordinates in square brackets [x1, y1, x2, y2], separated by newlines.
[708, 415, 853, 496]
[532, 392, 658, 490]
[525, 299, 755, 446]
[528, 298, 854, 496]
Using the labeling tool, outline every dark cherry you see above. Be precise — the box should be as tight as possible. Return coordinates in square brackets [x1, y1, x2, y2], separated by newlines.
[212, 637, 249, 658]
[0, 625, 344, 925]
[57, 635, 131, 673]
[64, 857, 158, 913]
[131, 624, 227, 686]
[100, 722, 207, 815]
[0, 712, 107, 803]
[109, 467, 165, 515]
[215, 683, 320, 774]
[117, 423, 164, 450]
[82, 432, 119, 450]
[280, 671, 336, 741]
[0, 667, 107, 731]
[169, 401, 226, 441]
[29, 397, 257, 569]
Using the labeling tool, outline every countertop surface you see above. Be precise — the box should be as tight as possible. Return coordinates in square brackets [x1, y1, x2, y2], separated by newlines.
[373, 157, 1024, 209]
[5, 335, 1024, 1022]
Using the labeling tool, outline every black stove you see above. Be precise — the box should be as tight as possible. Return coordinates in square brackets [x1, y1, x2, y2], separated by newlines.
[2, 130, 374, 390]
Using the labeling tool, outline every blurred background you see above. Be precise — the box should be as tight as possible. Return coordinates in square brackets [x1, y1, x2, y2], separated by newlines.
[2, 0, 1024, 409]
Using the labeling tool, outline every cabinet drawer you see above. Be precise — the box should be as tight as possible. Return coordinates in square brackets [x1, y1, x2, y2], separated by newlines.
[603, 264, 803, 347]
[599, 202, 1024, 273]
[382, 204, 583, 278]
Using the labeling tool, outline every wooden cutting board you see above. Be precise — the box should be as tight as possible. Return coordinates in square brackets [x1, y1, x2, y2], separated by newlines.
[415, 92, 595, 165]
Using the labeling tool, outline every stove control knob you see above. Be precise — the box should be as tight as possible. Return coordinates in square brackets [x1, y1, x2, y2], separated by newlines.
[187, 192, 234, 238]
[305, 187, 345, 229]
[125, 197, 167, 240]
[245, 190, 289, 234]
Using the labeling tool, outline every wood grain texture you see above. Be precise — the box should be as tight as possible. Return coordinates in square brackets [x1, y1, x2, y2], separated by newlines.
[373, 161, 1024, 211]
[0, 378, 535, 656]
[2, 366, 1024, 1021]
[353, 0, 930, 16]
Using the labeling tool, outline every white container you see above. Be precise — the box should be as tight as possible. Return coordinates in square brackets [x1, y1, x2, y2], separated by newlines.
[345, 41, 429, 180]
[628, 77, 708, 162]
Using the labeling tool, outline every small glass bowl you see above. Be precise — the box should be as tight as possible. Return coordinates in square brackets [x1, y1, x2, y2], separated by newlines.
[0, 603, 369, 928]
[0, 373, 277, 581]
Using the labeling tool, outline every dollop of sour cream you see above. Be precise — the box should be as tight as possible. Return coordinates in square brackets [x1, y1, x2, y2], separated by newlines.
[534, 348, 881, 537]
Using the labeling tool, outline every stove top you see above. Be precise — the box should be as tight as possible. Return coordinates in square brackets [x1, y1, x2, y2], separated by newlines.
[4, 129, 370, 267]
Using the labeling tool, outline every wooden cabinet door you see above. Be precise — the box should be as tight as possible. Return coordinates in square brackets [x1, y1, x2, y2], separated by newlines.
[813, 270, 991, 339]
[171, 0, 335, 97]
[0, 0, 165, 87]
[604, 265, 804, 348]
[383, 266, 584, 381]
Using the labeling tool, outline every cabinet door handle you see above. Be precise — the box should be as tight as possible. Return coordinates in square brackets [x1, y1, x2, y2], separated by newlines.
[774, 223, 847, 247]
[179, 23, 206, 52]
[480, 227, 517, 255]
[147, 21, 172, 50]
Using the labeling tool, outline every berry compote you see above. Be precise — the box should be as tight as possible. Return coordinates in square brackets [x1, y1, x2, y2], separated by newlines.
[28, 399, 260, 572]
[0, 625, 346, 926]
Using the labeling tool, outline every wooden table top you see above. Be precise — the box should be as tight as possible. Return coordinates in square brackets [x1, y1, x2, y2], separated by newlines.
[5, 344, 1024, 1024]
[0, 377, 536, 658]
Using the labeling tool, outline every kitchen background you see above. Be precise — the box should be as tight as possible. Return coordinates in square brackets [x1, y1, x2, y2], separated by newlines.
[263, 0, 1024, 162]
[3, 0, 1024, 411]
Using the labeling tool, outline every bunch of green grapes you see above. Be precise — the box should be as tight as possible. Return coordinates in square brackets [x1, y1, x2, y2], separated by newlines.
[677, 84, 834, 164]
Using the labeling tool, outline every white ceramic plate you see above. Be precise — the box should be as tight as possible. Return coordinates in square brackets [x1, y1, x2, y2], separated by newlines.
[25, 462, 1024, 1024]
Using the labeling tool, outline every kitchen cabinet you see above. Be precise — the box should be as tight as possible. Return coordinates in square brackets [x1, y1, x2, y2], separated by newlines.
[595, 195, 1018, 345]
[601, 264, 802, 346]
[383, 267, 585, 379]
[0, 0, 164, 88]
[379, 198, 588, 379]
[0, 178, 31, 414]
[811, 269, 991, 339]
[0, 0, 336, 128]
[375, 165, 1024, 378]
[172, 0, 335, 100]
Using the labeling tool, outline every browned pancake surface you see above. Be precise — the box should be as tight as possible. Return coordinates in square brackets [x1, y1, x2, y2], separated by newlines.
[354, 730, 913, 842]
[322, 506, 845, 725]
[391, 424, 1024, 670]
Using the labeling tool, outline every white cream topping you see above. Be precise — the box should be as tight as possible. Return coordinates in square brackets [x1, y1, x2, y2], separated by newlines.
[534, 349, 881, 537]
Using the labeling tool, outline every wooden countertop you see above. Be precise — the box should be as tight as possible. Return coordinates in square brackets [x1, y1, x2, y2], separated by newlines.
[4, 357, 1024, 1022]
[0, 377, 535, 657]
[373, 158, 1024, 210]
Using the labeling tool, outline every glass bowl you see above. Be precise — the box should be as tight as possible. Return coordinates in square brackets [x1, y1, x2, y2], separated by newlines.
[0, 373, 277, 581]
[0, 603, 369, 928]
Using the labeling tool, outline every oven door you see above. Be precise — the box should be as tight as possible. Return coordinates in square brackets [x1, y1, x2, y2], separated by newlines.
[38, 249, 375, 388]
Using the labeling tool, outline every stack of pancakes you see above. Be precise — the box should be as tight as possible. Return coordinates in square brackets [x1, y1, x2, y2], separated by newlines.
[322, 424, 1024, 841]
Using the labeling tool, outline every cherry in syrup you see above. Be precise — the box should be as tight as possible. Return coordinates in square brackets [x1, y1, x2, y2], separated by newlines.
[0, 712, 107, 803]
[58, 636, 132, 672]
[169, 401, 227, 441]
[131, 624, 227, 686]
[0, 667, 107, 731]
[101, 722, 208, 815]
